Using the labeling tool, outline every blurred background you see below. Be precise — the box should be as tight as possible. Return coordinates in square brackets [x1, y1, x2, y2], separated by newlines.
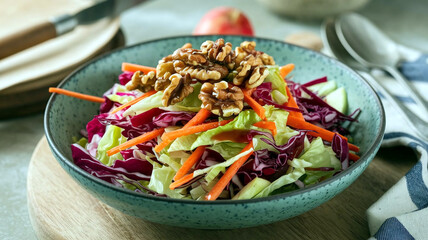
[0, 0, 426, 239]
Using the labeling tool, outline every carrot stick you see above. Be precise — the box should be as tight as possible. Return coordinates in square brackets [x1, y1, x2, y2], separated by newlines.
[280, 63, 295, 79]
[242, 89, 266, 120]
[154, 108, 211, 153]
[121, 62, 156, 74]
[169, 173, 194, 190]
[279, 64, 304, 120]
[110, 90, 157, 114]
[184, 108, 211, 128]
[49, 87, 105, 103]
[162, 119, 232, 141]
[205, 142, 254, 201]
[173, 146, 206, 181]
[349, 152, 360, 162]
[287, 115, 348, 142]
[253, 121, 277, 136]
[106, 128, 165, 156]
[285, 85, 305, 120]
[287, 115, 359, 151]
[349, 143, 360, 153]
[154, 139, 172, 153]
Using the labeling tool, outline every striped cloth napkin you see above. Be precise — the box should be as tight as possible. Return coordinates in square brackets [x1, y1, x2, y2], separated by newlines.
[366, 52, 428, 240]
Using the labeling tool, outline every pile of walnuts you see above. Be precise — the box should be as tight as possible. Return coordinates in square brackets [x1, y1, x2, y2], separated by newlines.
[125, 39, 275, 117]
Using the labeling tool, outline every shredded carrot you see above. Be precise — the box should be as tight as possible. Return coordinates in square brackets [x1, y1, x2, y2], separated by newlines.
[107, 128, 165, 156]
[349, 152, 360, 162]
[244, 88, 256, 96]
[349, 144, 360, 153]
[154, 108, 211, 153]
[121, 62, 156, 74]
[279, 64, 304, 120]
[170, 141, 252, 192]
[184, 108, 211, 128]
[287, 115, 359, 151]
[153, 139, 172, 153]
[284, 85, 305, 120]
[173, 146, 206, 181]
[253, 121, 277, 136]
[279, 63, 295, 79]
[169, 173, 194, 190]
[242, 89, 266, 120]
[205, 142, 254, 201]
[287, 115, 347, 142]
[110, 90, 157, 114]
[162, 119, 232, 141]
[49, 87, 105, 103]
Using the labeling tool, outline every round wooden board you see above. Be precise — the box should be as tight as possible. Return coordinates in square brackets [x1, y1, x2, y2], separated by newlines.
[27, 137, 417, 239]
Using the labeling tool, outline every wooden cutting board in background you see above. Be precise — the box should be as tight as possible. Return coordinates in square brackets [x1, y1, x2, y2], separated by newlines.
[27, 137, 417, 239]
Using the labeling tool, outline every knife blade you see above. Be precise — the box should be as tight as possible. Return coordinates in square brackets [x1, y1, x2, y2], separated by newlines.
[0, 0, 145, 59]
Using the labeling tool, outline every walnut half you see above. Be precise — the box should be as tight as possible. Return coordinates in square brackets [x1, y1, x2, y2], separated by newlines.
[198, 81, 244, 117]
[162, 73, 194, 107]
[201, 39, 233, 62]
[125, 71, 156, 92]
[233, 55, 269, 89]
[173, 60, 228, 81]
[234, 41, 275, 66]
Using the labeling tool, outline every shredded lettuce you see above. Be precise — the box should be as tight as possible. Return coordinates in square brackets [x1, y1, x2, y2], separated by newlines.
[123, 91, 163, 117]
[232, 177, 271, 200]
[106, 85, 135, 104]
[191, 109, 262, 150]
[173, 83, 202, 112]
[118, 180, 150, 192]
[208, 142, 247, 159]
[252, 107, 297, 151]
[148, 166, 187, 199]
[158, 154, 182, 172]
[252, 136, 277, 152]
[190, 185, 206, 200]
[265, 66, 288, 97]
[266, 107, 298, 146]
[145, 156, 162, 169]
[168, 134, 199, 152]
[300, 138, 341, 184]
[96, 125, 127, 166]
[73, 137, 88, 148]
[105, 84, 142, 105]
[254, 158, 310, 198]
[253, 137, 341, 198]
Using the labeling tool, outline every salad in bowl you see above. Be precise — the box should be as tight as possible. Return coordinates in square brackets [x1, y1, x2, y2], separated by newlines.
[51, 38, 360, 201]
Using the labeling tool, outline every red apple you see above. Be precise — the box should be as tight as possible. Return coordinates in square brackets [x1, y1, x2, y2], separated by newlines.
[193, 7, 254, 36]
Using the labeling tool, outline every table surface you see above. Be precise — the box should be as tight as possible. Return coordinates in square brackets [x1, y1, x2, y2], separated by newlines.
[1, 0, 426, 239]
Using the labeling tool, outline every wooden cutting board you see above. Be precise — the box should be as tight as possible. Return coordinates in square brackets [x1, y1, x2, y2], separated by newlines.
[27, 137, 417, 240]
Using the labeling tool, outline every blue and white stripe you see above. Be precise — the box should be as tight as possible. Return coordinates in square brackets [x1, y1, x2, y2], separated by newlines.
[366, 54, 428, 239]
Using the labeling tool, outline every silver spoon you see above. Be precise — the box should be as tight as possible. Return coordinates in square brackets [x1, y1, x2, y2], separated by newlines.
[321, 17, 428, 141]
[335, 13, 428, 117]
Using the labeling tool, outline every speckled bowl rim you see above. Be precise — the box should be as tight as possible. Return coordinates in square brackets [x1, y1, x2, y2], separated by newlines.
[45, 35, 385, 205]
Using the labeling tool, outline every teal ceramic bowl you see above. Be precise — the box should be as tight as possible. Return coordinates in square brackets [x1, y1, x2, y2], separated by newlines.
[45, 35, 385, 229]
